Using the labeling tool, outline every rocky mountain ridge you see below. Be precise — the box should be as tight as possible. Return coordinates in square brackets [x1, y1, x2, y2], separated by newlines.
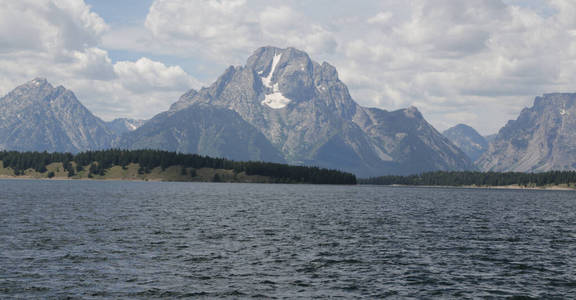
[0, 78, 114, 152]
[477, 93, 576, 172]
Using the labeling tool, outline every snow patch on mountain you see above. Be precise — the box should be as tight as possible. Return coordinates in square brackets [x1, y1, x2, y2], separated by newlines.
[260, 52, 291, 109]
[262, 89, 291, 109]
[261, 53, 282, 88]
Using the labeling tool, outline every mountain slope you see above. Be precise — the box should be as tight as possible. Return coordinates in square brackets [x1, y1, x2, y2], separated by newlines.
[355, 107, 473, 174]
[120, 103, 285, 163]
[166, 46, 473, 176]
[443, 124, 488, 161]
[0, 78, 114, 152]
[477, 93, 576, 172]
[484, 134, 497, 143]
[106, 118, 146, 136]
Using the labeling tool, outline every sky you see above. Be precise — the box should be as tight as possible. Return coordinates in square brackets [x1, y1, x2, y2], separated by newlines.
[0, 0, 575, 135]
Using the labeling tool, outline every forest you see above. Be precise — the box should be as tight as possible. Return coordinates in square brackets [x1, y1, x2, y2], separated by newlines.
[0, 149, 357, 185]
[360, 171, 576, 187]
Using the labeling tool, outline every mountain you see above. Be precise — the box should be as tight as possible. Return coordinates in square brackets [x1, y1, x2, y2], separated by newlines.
[106, 118, 146, 135]
[150, 46, 473, 176]
[477, 93, 576, 172]
[0, 78, 114, 152]
[443, 124, 488, 161]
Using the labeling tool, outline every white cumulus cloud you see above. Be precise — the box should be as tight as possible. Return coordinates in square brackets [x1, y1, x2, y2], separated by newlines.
[114, 58, 199, 93]
[332, 0, 576, 133]
[138, 0, 336, 62]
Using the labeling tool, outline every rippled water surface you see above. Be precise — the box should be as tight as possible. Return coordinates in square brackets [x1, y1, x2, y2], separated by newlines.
[1, 180, 576, 299]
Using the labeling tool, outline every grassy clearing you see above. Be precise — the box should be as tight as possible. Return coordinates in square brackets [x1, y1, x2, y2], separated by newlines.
[0, 161, 272, 183]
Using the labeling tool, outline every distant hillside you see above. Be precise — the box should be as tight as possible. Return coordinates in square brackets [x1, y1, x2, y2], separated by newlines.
[443, 124, 488, 161]
[0, 150, 356, 185]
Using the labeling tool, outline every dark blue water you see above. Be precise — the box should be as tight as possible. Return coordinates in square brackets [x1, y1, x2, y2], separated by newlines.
[1, 180, 575, 299]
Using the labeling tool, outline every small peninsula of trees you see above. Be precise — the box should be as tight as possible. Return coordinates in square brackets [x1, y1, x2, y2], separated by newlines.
[360, 171, 576, 188]
[0, 149, 356, 185]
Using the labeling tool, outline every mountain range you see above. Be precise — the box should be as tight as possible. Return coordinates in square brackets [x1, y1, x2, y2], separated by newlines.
[1, 47, 575, 176]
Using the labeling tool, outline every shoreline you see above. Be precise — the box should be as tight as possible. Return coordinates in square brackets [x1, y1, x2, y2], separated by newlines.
[0, 175, 164, 182]
[369, 184, 576, 191]
[0, 175, 349, 185]
[0, 163, 281, 184]
[0, 175, 256, 184]
[1, 175, 574, 191]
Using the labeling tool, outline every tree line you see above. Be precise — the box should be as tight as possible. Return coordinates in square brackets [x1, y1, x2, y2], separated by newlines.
[0, 149, 356, 185]
[360, 171, 576, 187]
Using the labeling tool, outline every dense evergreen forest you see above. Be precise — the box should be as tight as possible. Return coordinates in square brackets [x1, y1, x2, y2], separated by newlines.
[0, 150, 356, 185]
[360, 171, 576, 187]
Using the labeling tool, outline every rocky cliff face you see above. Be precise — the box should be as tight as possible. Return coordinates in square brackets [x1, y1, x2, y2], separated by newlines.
[166, 46, 473, 176]
[0, 78, 114, 152]
[477, 93, 576, 172]
[443, 124, 488, 161]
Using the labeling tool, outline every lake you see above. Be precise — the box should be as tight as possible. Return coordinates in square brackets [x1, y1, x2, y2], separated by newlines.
[1, 180, 575, 298]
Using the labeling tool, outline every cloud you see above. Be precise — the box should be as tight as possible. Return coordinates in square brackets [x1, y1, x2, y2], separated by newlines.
[0, 0, 200, 121]
[330, 0, 576, 134]
[114, 57, 199, 93]
[258, 6, 336, 54]
[0, 0, 111, 90]
[143, 0, 257, 61]
[137, 0, 336, 62]
[0, 0, 107, 53]
[66, 57, 202, 120]
[70, 47, 116, 80]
